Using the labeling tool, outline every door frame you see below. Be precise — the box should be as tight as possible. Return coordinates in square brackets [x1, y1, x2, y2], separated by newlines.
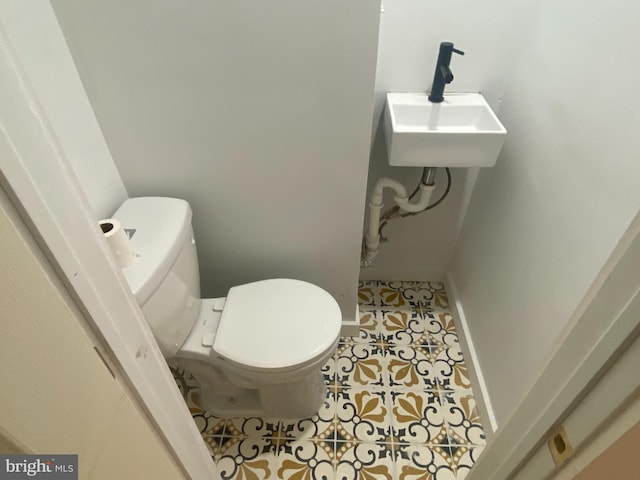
[515, 317, 640, 479]
[0, 23, 217, 480]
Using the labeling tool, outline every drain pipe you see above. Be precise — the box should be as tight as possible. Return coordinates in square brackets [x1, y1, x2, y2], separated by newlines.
[362, 168, 437, 266]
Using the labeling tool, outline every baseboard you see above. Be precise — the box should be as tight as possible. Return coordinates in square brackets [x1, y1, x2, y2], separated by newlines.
[341, 304, 360, 337]
[359, 269, 446, 282]
[445, 272, 498, 435]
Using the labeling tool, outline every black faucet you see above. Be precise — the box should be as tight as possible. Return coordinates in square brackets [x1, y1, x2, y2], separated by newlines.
[428, 42, 465, 103]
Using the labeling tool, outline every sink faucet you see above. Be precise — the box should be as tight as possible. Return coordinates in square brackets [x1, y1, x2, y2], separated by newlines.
[428, 42, 465, 103]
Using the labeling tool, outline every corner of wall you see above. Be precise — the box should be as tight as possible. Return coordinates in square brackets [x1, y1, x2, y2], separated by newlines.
[341, 304, 361, 337]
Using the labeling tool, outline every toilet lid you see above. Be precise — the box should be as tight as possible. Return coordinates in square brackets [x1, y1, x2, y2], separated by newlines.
[213, 279, 342, 370]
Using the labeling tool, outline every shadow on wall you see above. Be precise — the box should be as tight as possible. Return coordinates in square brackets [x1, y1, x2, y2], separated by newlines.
[360, 116, 480, 281]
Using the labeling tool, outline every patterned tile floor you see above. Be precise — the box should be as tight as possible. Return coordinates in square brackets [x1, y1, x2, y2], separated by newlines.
[170, 281, 485, 479]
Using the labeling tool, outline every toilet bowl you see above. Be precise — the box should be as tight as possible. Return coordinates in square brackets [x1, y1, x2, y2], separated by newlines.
[112, 197, 341, 418]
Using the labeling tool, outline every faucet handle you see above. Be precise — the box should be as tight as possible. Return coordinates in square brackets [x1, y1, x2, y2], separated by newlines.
[452, 47, 465, 56]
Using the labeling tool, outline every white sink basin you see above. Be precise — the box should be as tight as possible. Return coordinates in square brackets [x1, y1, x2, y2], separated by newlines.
[384, 93, 507, 167]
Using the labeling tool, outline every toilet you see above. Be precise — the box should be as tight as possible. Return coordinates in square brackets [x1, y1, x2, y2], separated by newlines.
[112, 197, 342, 418]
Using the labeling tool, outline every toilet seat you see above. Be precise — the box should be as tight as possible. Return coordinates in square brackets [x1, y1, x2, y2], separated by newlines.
[213, 279, 341, 371]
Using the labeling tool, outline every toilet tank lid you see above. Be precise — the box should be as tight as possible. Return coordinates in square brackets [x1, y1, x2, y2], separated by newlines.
[111, 197, 192, 305]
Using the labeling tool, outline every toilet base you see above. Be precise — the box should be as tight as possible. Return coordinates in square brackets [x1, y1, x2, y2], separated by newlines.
[175, 357, 326, 419]
[259, 371, 326, 418]
[199, 387, 263, 417]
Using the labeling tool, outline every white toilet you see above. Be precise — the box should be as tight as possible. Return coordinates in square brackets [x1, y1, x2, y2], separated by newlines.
[112, 197, 342, 418]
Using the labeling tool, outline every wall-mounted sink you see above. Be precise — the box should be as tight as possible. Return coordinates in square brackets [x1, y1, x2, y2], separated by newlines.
[384, 93, 507, 167]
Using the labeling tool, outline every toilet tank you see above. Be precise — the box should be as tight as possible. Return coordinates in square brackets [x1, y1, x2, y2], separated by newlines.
[112, 197, 201, 357]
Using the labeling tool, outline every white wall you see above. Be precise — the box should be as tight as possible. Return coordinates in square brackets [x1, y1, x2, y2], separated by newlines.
[0, 1, 126, 219]
[51, 0, 380, 322]
[362, 0, 536, 280]
[450, 0, 640, 425]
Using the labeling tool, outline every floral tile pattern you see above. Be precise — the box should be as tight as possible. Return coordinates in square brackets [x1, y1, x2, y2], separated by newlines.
[336, 389, 390, 442]
[431, 344, 472, 391]
[427, 312, 460, 348]
[440, 392, 486, 446]
[389, 390, 448, 445]
[453, 446, 485, 479]
[380, 310, 427, 346]
[170, 281, 485, 479]
[216, 438, 277, 480]
[336, 343, 386, 389]
[280, 389, 336, 442]
[335, 443, 396, 480]
[395, 444, 459, 480]
[277, 440, 335, 479]
[387, 345, 438, 390]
